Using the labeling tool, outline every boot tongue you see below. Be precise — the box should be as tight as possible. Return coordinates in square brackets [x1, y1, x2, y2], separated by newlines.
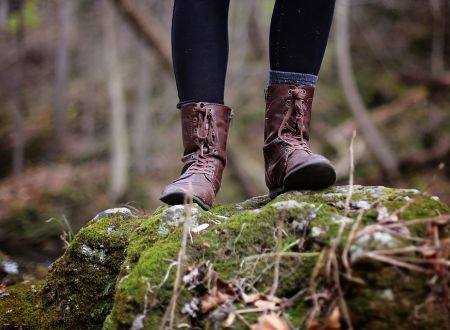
[180, 102, 232, 166]
[281, 87, 311, 141]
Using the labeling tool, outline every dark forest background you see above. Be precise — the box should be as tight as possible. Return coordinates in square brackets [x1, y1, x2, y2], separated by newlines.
[1, 0, 449, 282]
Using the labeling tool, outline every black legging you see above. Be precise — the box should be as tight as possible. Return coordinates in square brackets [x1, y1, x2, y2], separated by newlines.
[172, 0, 336, 108]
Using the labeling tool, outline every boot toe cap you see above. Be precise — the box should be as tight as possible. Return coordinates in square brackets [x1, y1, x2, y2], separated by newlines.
[160, 177, 215, 210]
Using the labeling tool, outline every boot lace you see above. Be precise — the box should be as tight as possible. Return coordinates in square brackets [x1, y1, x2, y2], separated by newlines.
[277, 87, 311, 154]
[186, 105, 218, 177]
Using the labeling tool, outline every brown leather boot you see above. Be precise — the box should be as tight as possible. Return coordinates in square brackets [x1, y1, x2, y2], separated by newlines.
[160, 102, 233, 210]
[263, 84, 336, 198]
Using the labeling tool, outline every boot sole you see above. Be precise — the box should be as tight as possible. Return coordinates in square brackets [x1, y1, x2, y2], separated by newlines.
[160, 192, 211, 211]
[269, 159, 336, 199]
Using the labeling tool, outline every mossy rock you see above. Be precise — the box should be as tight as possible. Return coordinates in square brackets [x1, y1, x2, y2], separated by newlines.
[1, 186, 449, 329]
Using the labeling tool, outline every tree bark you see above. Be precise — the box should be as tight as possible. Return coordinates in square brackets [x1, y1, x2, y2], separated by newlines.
[335, 0, 399, 179]
[131, 48, 152, 174]
[429, 0, 445, 75]
[52, 0, 72, 157]
[102, 0, 129, 201]
[0, 0, 8, 31]
[12, 3, 26, 176]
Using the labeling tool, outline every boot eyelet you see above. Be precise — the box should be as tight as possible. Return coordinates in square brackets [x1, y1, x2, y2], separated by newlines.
[194, 138, 199, 143]
[288, 89, 292, 95]
[285, 100, 291, 106]
[194, 128, 198, 133]
[213, 149, 218, 154]
[193, 117, 198, 123]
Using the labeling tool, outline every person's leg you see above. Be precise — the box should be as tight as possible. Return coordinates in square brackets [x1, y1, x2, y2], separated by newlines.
[269, 0, 336, 86]
[264, 0, 337, 198]
[171, 0, 230, 108]
[161, 0, 233, 210]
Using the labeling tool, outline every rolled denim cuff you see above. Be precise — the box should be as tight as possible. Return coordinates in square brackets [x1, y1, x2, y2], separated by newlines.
[269, 70, 317, 87]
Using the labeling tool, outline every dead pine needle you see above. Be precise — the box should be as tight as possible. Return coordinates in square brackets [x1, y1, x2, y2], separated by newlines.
[269, 210, 285, 298]
[344, 130, 357, 216]
[342, 209, 364, 277]
[162, 184, 193, 330]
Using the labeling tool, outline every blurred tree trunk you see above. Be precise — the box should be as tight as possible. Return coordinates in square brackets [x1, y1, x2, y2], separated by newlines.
[335, 0, 399, 179]
[102, 0, 129, 201]
[0, 0, 8, 31]
[12, 2, 26, 176]
[429, 0, 445, 75]
[247, 0, 266, 60]
[52, 0, 72, 157]
[131, 48, 152, 174]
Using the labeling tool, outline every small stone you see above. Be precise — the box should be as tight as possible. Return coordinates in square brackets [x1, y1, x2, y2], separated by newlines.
[107, 225, 117, 234]
[2, 261, 19, 275]
[181, 297, 200, 317]
[271, 200, 307, 209]
[401, 188, 420, 195]
[311, 226, 324, 238]
[91, 207, 133, 222]
[350, 200, 371, 210]
[322, 192, 345, 201]
[332, 215, 353, 225]
[350, 230, 403, 262]
[159, 205, 199, 235]
[80, 244, 94, 256]
[161, 205, 199, 227]
[292, 220, 309, 233]
[328, 201, 346, 209]
[378, 289, 395, 301]
[80, 244, 106, 263]
[431, 196, 440, 201]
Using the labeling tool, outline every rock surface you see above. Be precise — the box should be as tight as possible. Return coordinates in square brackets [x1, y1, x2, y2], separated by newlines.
[0, 186, 449, 329]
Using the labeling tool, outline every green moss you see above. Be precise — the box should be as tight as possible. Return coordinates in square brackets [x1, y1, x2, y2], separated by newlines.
[347, 261, 442, 330]
[1, 186, 448, 329]
[0, 281, 56, 328]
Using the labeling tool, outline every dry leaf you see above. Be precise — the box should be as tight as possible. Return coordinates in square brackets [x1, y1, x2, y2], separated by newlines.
[306, 320, 321, 330]
[306, 308, 341, 330]
[222, 312, 236, 328]
[254, 299, 278, 311]
[199, 278, 237, 313]
[250, 313, 289, 330]
[324, 307, 341, 330]
[200, 293, 220, 313]
[192, 223, 209, 233]
[182, 262, 215, 289]
[375, 204, 390, 222]
[242, 292, 260, 304]
[0, 283, 8, 298]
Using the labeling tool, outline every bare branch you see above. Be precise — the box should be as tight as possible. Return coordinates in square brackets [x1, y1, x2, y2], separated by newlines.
[335, 0, 399, 178]
[108, 0, 172, 72]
